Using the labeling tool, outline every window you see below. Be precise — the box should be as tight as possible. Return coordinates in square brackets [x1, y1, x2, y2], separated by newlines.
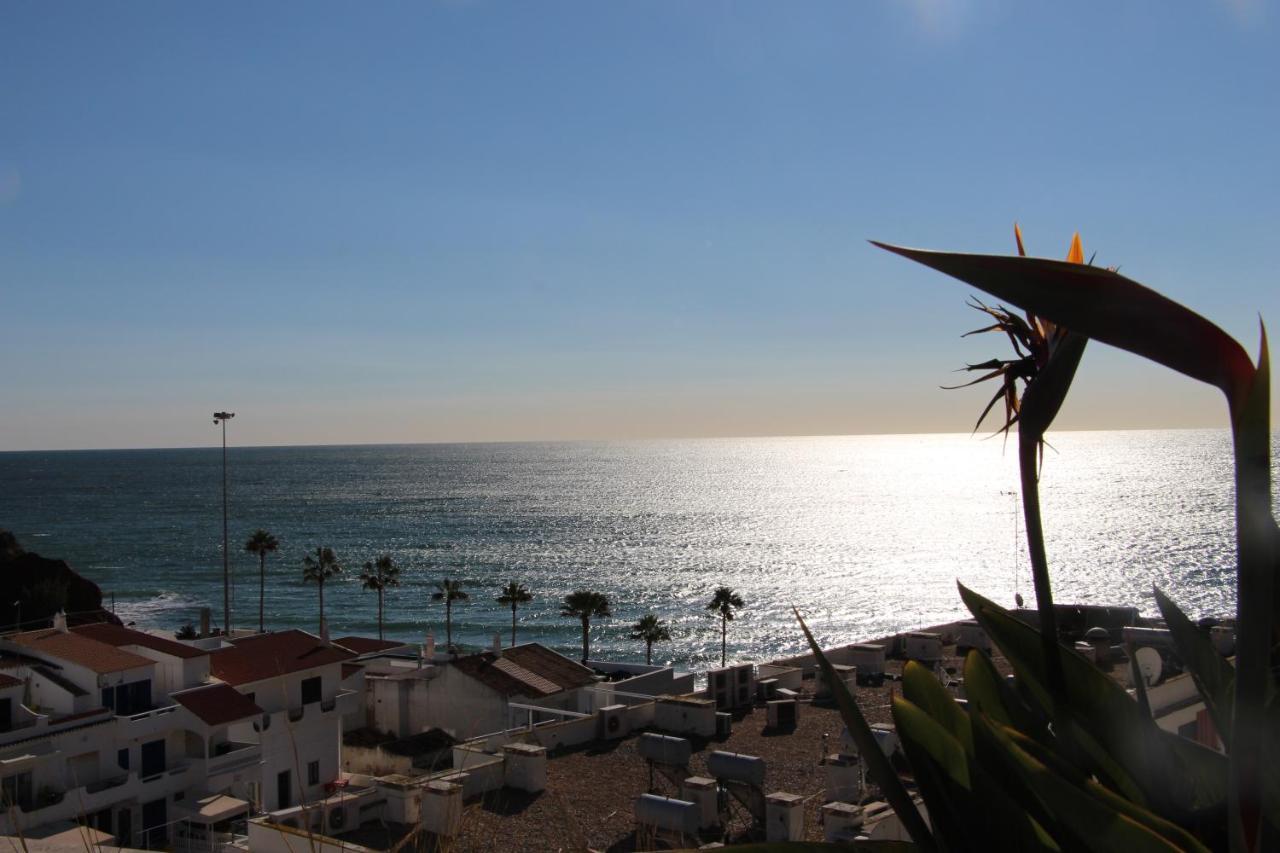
[1, 772, 32, 811]
[117, 748, 130, 770]
[115, 680, 152, 716]
[307, 761, 320, 786]
[102, 686, 116, 712]
[300, 677, 321, 705]
[0, 698, 10, 733]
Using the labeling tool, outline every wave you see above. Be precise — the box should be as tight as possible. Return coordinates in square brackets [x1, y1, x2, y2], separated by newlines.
[113, 592, 207, 628]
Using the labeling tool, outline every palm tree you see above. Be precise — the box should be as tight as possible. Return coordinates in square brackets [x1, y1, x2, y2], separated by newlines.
[244, 529, 279, 633]
[706, 586, 744, 667]
[359, 554, 400, 641]
[431, 578, 469, 651]
[560, 590, 611, 662]
[301, 547, 342, 636]
[630, 613, 671, 666]
[496, 581, 533, 647]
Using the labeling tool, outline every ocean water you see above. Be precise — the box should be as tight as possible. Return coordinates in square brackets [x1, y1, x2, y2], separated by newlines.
[1, 430, 1274, 670]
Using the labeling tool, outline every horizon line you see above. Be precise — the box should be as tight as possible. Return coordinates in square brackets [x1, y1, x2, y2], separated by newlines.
[0, 424, 1238, 455]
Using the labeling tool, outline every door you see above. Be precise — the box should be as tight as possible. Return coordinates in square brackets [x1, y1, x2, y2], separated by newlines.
[116, 808, 132, 847]
[141, 798, 167, 848]
[276, 769, 291, 809]
[140, 739, 165, 778]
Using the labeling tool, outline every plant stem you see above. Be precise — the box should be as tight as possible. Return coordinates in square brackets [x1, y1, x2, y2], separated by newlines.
[1019, 430, 1067, 704]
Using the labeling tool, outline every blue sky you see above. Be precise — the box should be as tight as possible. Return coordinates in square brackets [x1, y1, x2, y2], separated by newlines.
[2, 1, 1276, 450]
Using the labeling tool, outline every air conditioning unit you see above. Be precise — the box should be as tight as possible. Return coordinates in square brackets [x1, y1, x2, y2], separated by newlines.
[597, 704, 629, 740]
[324, 802, 351, 834]
[734, 665, 754, 708]
[757, 678, 778, 703]
[708, 668, 733, 709]
[715, 712, 732, 738]
[766, 699, 797, 729]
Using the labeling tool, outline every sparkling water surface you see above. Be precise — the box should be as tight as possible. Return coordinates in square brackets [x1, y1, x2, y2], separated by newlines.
[1, 430, 1274, 670]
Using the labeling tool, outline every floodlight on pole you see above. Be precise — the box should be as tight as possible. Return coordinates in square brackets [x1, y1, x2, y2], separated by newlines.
[213, 412, 235, 635]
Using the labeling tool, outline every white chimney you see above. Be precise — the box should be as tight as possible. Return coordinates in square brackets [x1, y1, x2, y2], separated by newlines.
[425, 632, 436, 663]
[493, 633, 502, 653]
[53, 610, 68, 633]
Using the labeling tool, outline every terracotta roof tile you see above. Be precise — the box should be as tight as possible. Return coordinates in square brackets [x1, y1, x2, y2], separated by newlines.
[451, 644, 595, 698]
[172, 683, 263, 726]
[73, 623, 207, 660]
[209, 630, 354, 686]
[502, 643, 597, 691]
[0, 672, 21, 689]
[9, 629, 154, 675]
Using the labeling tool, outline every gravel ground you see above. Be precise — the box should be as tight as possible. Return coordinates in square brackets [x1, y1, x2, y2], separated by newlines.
[445, 628, 1003, 852]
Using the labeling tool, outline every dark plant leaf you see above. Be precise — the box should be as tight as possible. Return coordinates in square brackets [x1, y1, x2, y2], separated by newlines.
[959, 583, 1229, 819]
[974, 714, 1212, 853]
[795, 608, 935, 850]
[870, 244, 1256, 408]
[962, 649, 1046, 740]
[1153, 586, 1235, 746]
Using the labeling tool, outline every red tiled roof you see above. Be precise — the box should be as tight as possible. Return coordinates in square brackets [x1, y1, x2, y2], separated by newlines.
[341, 663, 363, 680]
[210, 630, 354, 686]
[9, 629, 154, 674]
[452, 644, 595, 698]
[333, 636, 406, 655]
[0, 672, 21, 689]
[73, 623, 207, 660]
[502, 643, 597, 691]
[172, 683, 264, 726]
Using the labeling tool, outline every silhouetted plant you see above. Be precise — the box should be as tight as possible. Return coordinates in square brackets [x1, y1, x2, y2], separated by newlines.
[244, 529, 279, 634]
[706, 586, 744, 667]
[561, 590, 610, 662]
[787, 230, 1278, 851]
[360, 554, 400, 641]
[301, 546, 341, 636]
[432, 578, 468, 651]
[496, 581, 533, 647]
[630, 613, 671, 665]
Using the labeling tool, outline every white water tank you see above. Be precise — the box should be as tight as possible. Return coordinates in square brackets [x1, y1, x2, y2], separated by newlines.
[503, 742, 547, 792]
[634, 793, 700, 838]
[638, 733, 692, 767]
[706, 751, 766, 787]
[825, 753, 862, 803]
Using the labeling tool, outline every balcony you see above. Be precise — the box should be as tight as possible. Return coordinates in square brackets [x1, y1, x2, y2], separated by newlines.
[118, 704, 180, 739]
[204, 742, 262, 777]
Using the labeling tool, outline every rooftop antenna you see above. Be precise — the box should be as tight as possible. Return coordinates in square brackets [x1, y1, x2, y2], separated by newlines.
[1001, 489, 1021, 607]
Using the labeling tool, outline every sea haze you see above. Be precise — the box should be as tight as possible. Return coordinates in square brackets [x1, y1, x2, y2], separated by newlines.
[1, 430, 1273, 669]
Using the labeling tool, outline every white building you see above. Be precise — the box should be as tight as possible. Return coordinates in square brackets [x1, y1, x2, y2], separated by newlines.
[363, 642, 598, 741]
[0, 619, 358, 847]
[209, 629, 359, 813]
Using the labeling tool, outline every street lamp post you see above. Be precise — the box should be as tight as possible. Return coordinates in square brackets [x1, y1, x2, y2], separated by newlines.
[213, 411, 235, 635]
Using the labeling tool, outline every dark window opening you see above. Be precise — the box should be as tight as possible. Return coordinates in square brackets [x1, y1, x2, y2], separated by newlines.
[307, 760, 320, 786]
[300, 677, 321, 705]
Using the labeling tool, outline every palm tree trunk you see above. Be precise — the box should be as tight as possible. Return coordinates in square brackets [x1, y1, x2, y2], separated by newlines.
[646, 640, 652, 666]
[318, 580, 325, 636]
[258, 553, 266, 634]
[581, 617, 589, 662]
[378, 589, 384, 641]
[721, 614, 727, 667]
[511, 604, 517, 648]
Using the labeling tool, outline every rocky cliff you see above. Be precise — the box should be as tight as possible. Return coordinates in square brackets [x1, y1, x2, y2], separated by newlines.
[0, 530, 122, 630]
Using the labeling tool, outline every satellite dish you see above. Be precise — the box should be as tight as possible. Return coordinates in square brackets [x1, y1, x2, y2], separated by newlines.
[1135, 647, 1163, 687]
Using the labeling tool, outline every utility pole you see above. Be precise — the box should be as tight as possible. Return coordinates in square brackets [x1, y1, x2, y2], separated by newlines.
[214, 411, 235, 635]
